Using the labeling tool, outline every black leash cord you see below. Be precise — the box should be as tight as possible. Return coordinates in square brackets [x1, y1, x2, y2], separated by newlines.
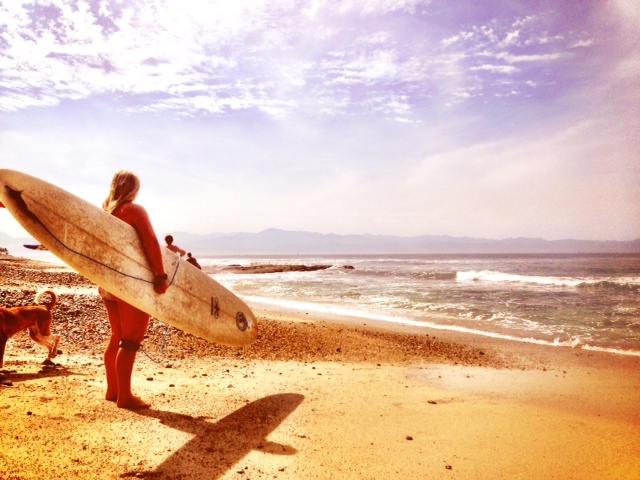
[140, 325, 173, 364]
[6, 184, 179, 363]
[4, 185, 179, 286]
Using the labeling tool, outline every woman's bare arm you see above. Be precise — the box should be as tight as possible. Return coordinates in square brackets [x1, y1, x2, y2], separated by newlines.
[114, 203, 168, 293]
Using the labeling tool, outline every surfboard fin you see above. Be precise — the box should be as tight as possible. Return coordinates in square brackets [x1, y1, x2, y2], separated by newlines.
[24, 244, 48, 251]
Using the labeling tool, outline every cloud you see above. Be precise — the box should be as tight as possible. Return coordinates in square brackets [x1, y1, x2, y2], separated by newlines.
[494, 52, 563, 63]
[470, 64, 519, 74]
[0, 0, 597, 120]
[336, 0, 430, 16]
[441, 31, 474, 47]
[400, 114, 639, 240]
[501, 28, 520, 47]
[0, 0, 271, 109]
[0, 0, 638, 242]
[570, 39, 594, 48]
[1, 1, 428, 120]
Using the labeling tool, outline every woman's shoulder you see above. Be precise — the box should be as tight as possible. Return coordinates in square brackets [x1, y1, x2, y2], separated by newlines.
[113, 202, 149, 223]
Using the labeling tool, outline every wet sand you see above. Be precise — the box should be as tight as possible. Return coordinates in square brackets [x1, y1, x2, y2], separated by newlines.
[1, 256, 639, 479]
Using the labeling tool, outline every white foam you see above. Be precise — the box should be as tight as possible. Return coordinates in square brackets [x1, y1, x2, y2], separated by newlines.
[456, 270, 640, 289]
[457, 270, 584, 287]
[245, 295, 640, 357]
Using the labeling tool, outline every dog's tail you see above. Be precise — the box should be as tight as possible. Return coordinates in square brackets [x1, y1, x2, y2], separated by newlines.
[35, 289, 58, 311]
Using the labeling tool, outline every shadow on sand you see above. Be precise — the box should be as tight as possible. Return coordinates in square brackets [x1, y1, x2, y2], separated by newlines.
[122, 393, 305, 479]
[0, 363, 77, 385]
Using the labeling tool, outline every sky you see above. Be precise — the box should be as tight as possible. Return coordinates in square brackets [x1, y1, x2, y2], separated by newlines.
[1, 0, 639, 242]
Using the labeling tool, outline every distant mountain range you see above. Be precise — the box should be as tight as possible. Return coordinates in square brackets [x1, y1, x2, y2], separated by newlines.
[2, 228, 639, 256]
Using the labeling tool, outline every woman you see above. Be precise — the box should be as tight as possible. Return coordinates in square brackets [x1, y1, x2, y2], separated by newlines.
[100, 171, 169, 408]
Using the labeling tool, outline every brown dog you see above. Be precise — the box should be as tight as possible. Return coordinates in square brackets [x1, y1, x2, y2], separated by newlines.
[0, 290, 60, 368]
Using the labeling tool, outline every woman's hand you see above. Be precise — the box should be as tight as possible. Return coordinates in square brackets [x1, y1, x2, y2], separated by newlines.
[153, 273, 169, 294]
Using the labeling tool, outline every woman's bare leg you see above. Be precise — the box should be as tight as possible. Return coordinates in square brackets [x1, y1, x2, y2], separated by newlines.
[102, 297, 121, 402]
[115, 302, 151, 409]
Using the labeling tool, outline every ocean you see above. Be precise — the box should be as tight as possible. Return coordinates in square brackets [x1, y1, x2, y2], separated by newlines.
[201, 253, 640, 357]
[19, 251, 640, 357]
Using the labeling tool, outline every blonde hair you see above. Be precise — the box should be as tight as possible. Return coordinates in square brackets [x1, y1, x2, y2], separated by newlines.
[103, 170, 141, 213]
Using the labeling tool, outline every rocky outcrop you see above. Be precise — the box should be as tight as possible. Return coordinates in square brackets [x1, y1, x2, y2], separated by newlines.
[222, 264, 333, 274]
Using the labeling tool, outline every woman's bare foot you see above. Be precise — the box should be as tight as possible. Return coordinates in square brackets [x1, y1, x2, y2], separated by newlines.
[105, 388, 118, 402]
[117, 394, 151, 409]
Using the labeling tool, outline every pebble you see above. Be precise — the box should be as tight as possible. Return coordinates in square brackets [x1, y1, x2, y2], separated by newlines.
[0, 257, 506, 370]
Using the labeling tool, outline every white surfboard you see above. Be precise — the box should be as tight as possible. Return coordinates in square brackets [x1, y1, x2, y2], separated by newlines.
[0, 169, 257, 347]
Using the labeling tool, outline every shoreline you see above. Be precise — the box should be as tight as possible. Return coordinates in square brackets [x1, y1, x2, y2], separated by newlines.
[9, 251, 640, 357]
[2, 253, 639, 374]
[1, 255, 639, 479]
[248, 297, 640, 358]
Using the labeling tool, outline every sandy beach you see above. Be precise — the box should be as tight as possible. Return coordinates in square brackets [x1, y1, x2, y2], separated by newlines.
[1, 256, 639, 479]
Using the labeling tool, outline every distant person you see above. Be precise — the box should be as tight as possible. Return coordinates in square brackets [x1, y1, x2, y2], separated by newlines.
[100, 171, 169, 409]
[186, 252, 202, 270]
[165, 235, 186, 257]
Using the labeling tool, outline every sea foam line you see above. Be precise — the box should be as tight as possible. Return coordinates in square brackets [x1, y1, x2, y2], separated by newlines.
[457, 270, 584, 287]
[244, 296, 640, 357]
[456, 270, 640, 288]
